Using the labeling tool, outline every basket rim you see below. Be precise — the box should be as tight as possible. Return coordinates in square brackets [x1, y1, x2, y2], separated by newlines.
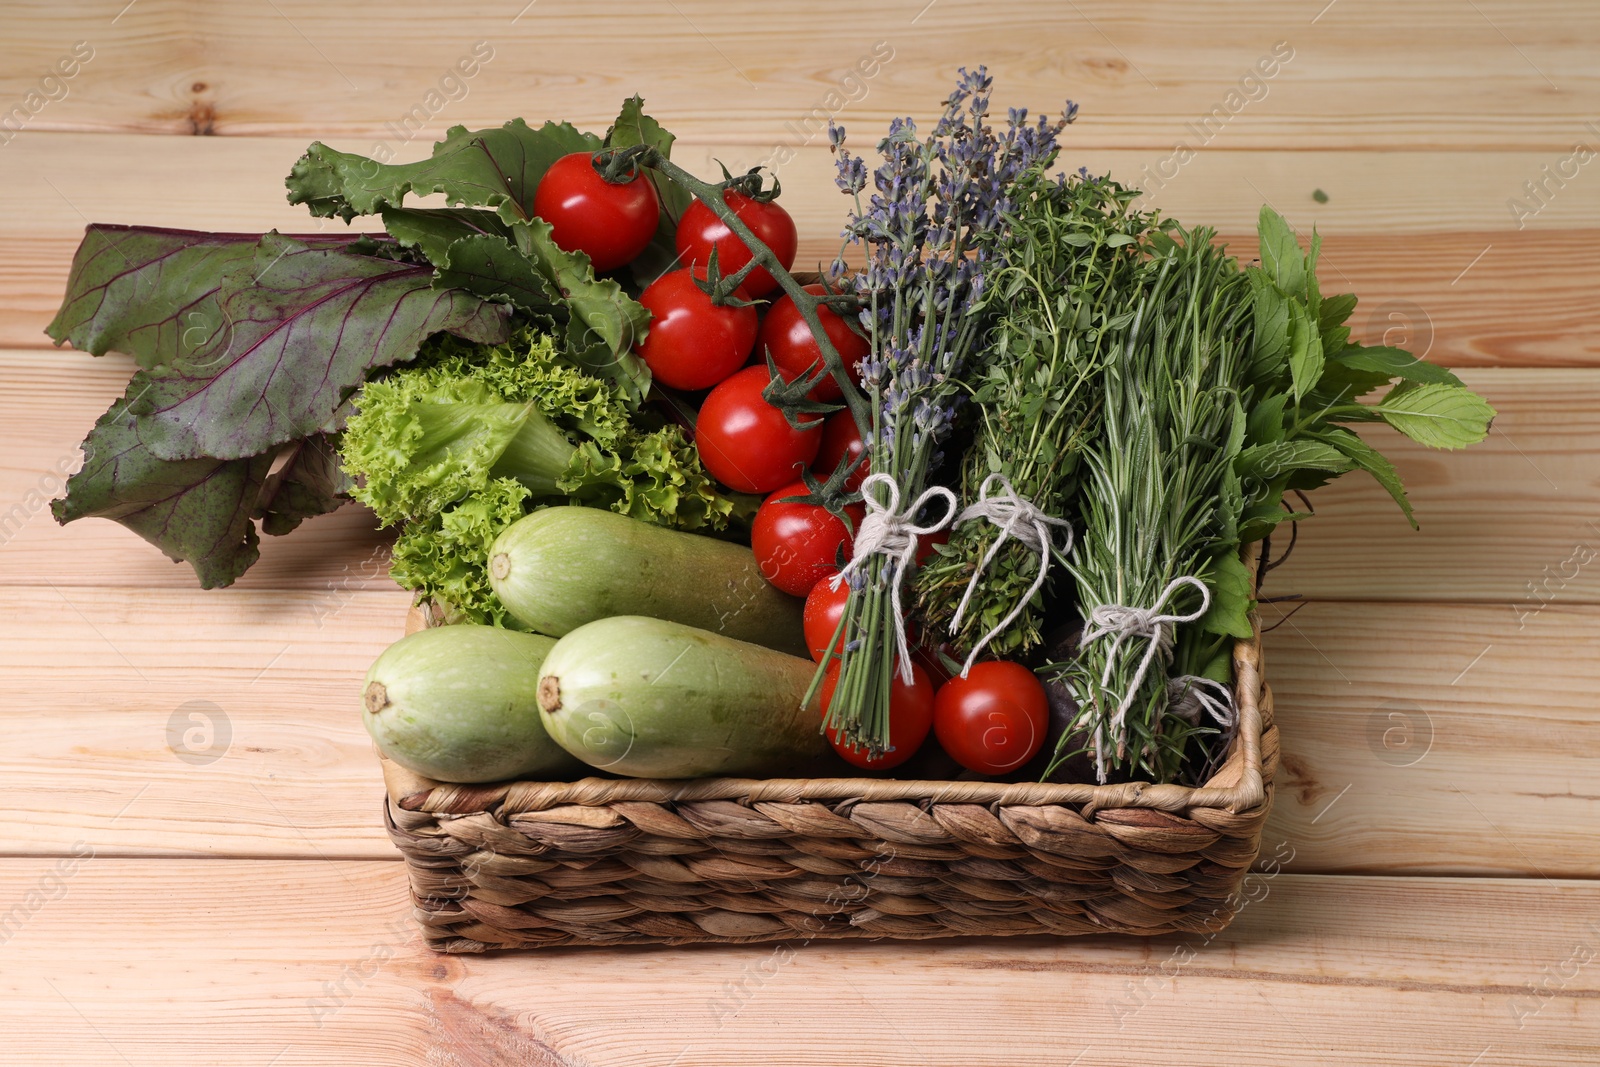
[383, 550, 1267, 821]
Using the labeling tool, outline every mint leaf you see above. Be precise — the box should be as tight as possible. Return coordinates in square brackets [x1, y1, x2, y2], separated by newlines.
[1237, 438, 1355, 482]
[1246, 268, 1290, 384]
[126, 233, 509, 462]
[1245, 391, 1288, 445]
[1311, 426, 1417, 529]
[1377, 382, 1497, 449]
[1334, 343, 1464, 387]
[1200, 549, 1255, 640]
[52, 392, 273, 588]
[1287, 297, 1324, 400]
[1318, 292, 1358, 332]
[1258, 205, 1304, 296]
[286, 118, 601, 224]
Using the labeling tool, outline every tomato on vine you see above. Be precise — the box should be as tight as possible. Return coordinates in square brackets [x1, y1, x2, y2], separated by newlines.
[635, 268, 757, 391]
[532, 152, 661, 272]
[675, 191, 797, 297]
[932, 662, 1048, 775]
[818, 660, 935, 771]
[811, 411, 868, 492]
[694, 366, 821, 494]
[751, 483, 863, 597]
[802, 578, 851, 663]
[759, 284, 868, 401]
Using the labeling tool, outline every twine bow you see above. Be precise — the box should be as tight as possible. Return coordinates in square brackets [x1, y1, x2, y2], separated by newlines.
[948, 473, 1074, 677]
[830, 472, 959, 684]
[1078, 575, 1212, 781]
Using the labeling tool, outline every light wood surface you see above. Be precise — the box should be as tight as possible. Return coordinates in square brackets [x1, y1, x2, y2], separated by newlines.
[1, 862, 1596, 1067]
[2, 1, 1596, 1062]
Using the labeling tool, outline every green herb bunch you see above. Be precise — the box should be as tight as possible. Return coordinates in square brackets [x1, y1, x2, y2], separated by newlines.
[917, 173, 1158, 660]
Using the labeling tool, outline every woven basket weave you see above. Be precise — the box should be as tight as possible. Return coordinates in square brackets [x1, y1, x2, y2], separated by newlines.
[380, 608, 1276, 953]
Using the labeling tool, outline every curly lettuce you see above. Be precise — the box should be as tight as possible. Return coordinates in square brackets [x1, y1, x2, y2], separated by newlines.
[342, 327, 732, 624]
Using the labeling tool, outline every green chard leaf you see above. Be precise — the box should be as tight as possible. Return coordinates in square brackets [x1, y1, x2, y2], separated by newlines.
[1376, 381, 1497, 449]
[607, 95, 694, 287]
[285, 118, 601, 224]
[46, 225, 511, 586]
[1257, 205, 1305, 296]
[51, 392, 274, 589]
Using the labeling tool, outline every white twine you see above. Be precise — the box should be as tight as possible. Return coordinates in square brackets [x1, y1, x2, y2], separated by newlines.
[1078, 575, 1212, 782]
[947, 472, 1074, 677]
[830, 472, 958, 684]
[1166, 675, 1236, 728]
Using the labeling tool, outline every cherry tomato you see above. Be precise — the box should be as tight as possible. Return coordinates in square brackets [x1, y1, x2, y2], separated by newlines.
[751, 482, 864, 597]
[818, 661, 935, 771]
[933, 661, 1049, 775]
[813, 411, 867, 492]
[675, 192, 798, 297]
[911, 640, 956, 689]
[695, 366, 821, 494]
[803, 577, 851, 663]
[532, 152, 661, 272]
[635, 268, 758, 391]
[757, 284, 869, 401]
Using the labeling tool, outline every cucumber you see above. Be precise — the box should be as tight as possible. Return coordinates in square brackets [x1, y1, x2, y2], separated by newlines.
[488, 506, 805, 655]
[362, 624, 585, 784]
[535, 615, 829, 779]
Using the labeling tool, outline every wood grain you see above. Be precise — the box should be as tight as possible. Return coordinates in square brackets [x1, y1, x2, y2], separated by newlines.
[0, 0, 1595, 151]
[2, 132, 1596, 355]
[0, 861, 1594, 1065]
[3, 586, 1594, 876]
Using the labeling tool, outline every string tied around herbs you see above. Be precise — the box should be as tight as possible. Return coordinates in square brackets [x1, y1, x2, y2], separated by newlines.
[1077, 575, 1212, 782]
[947, 472, 1075, 677]
[829, 472, 959, 685]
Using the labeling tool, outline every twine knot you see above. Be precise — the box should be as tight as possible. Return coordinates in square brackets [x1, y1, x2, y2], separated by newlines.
[1078, 575, 1212, 781]
[948, 473, 1074, 676]
[831, 472, 958, 683]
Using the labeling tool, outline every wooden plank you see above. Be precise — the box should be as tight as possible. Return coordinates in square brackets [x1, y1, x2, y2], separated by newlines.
[0, 861, 1594, 1065]
[1, 586, 1594, 876]
[3, 351, 1591, 605]
[0, 0, 1595, 151]
[2, 132, 1596, 352]
[1264, 600, 1600, 877]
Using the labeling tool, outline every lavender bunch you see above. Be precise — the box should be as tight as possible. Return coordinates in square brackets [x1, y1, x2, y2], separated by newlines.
[819, 69, 1073, 757]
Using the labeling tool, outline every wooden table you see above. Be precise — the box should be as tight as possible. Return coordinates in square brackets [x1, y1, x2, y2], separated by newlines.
[2, 2, 1596, 1063]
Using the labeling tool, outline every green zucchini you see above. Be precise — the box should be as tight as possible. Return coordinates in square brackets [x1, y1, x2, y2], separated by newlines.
[535, 615, 829, 779]
[488, 506, 805, 655]
[362, 624, 585, 784]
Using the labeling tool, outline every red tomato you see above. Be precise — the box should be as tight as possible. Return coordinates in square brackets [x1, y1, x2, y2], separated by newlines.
[751, 482, 864, 597]
[802, 578, 851, 663]
[675, 192, 798, 297]
[757, 284, 869, 401]
[532, 152, 661, 272]
[911, 641, 955, 689]
[933, 662, 1049, 775]
[635, 268, 758, 392]
[695, 366, 822, 493]
[818, 661, 935, 771]
[813, 411, 867, 492]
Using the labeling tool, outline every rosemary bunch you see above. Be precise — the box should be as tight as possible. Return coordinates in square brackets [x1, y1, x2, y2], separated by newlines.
[1049, 226, 1255, 784]
[821, 69, 1074, 757]
[916, 173, 1157, 660]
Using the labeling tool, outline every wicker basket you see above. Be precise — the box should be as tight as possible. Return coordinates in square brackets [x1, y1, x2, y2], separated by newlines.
[379, 605, 1277, 952]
